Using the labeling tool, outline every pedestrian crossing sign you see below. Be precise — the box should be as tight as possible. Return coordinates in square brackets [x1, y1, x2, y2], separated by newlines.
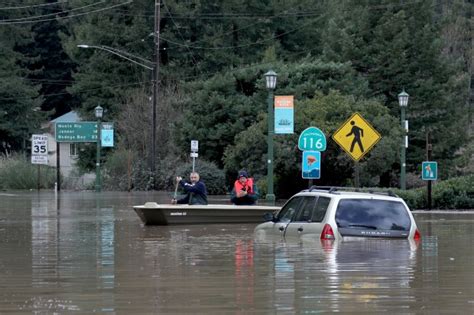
[422, 161, 438, 180]
[332, 112, 381, 161]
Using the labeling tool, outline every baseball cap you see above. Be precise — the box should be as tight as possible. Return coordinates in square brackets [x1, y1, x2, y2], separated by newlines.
[238, 170, 249, 178]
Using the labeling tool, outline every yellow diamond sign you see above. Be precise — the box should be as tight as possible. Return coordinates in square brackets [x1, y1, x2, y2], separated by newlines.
[332, 112, 381, 161]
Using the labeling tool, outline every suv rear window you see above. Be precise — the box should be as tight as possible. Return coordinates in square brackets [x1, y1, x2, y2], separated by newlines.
[335, 199, 411, 237]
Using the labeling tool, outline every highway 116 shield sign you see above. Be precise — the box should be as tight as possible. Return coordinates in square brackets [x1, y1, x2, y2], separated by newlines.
[332, 112, 381, 161]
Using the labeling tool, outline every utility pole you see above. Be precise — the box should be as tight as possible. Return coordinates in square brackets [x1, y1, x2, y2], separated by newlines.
[151, 0, 161, 189]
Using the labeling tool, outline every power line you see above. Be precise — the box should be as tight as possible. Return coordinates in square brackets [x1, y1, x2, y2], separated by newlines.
[0, 1, 105, 23]
[158, 16, 322, 50]
[0, 0, 69, 11]
[0, 0, 132, 25]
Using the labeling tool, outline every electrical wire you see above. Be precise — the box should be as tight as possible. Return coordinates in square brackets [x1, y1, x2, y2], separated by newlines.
[0, 0, 69, 11]
[0, 1, 106, 23]
[0, 0, 132, 25]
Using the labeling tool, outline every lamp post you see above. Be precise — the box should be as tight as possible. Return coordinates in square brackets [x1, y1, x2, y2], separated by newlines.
[95, 105, 104, 192]
[398, 90, 409, 190]
[77, 44, 158, 188]
[264, 70, 277, 204]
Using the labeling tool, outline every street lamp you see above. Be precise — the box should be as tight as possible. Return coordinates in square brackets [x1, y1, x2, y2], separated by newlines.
[77, 43, 158, 189]
[264, 70, 277, 204]
[398, 90, 409, 190]
[95, 105, 104, 192]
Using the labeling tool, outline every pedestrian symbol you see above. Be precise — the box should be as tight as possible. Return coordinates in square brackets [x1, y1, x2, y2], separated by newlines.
[422, 161, 437, 180]
[346, 120, 364, 153]
[332, 112, 381, 161]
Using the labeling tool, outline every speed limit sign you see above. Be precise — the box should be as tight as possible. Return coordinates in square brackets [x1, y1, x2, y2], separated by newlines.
[32, 135, 48, 155]
[32, 134, 48, 164]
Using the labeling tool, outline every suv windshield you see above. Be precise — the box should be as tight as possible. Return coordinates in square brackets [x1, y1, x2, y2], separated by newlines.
[335, 199, 411, 231]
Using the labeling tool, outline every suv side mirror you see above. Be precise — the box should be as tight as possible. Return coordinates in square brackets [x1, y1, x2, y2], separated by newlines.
[263, 212, 275, 222]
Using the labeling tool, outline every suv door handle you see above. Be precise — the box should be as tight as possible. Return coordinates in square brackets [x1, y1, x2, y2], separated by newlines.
[297, 227, 303, 232]
[279, 226, 285, 232]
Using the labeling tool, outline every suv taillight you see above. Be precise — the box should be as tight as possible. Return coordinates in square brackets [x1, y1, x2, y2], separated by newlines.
[414, 229, 421, 241]
[320, 224, 335, 240]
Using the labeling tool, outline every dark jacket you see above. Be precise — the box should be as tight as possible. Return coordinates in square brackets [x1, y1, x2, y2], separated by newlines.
[177, 180, 208, 205]
[230, 178, 259, 205]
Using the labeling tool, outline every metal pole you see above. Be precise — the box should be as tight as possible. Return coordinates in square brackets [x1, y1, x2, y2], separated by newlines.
[56, 141, 60, 191]
[37, 164, 40, 191]
[354, 162, 360, 189]
[266, 90, 275, 204]
[400, 106, 406, 190]
[150, 0, 161, 190]
[426, 131, 432, 210]
[96, 118, 102, 192]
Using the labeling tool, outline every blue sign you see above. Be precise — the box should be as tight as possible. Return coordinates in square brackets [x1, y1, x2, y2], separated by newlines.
[422, 161, 438, 180]
[101, 129, 114, 147]
[298, 127, 326, 151]
[275, 107, 294, 134]
[302, 151, 321, 179]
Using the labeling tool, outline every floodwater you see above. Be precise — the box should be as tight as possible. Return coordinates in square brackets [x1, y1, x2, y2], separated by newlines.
[0, 191, 473, 314]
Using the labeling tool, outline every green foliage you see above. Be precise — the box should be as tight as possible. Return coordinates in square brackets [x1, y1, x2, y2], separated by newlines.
[0, 23, 43, 152]
[320, 0, 471, 177]
[395, 175, 474, 210]
[0, 155, 56, 190]
[224, 90, 399, 196]
[1, 0, 471, 192]
[173, 159, 227, 195]
[102, 149, 226, 194]
[177, 59, 369, 169]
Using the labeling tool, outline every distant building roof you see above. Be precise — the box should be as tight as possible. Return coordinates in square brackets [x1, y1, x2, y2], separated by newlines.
[51, 111, 81, 123]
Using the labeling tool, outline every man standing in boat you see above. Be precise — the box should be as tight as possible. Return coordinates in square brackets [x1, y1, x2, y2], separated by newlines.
[230, 170, 259, 205]
[172, 172, 208, 205]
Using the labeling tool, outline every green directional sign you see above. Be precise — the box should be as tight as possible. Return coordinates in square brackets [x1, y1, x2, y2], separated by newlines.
[298, 127, 327, 151]
[55, 122, 98, 142]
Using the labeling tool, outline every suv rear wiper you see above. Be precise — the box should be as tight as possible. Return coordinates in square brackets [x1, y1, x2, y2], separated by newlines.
[346, 224, 378, 230]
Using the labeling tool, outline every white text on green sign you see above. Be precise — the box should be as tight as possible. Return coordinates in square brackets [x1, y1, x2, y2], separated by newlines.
[298, 127, 326, 151]
[56, 122, 114, 143]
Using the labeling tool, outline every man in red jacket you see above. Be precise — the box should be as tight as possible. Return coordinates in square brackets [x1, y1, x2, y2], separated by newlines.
[230, 170, 259, 205]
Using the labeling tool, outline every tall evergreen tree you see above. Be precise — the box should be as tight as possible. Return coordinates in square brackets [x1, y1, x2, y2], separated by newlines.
[320, 0, 470, 177]
[0, 3, 43, 154]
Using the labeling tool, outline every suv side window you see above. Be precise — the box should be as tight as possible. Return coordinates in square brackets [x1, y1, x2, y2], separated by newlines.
[294, 197, 317, 222]
[311, 197, 331, 222]
[277, 197, 303, 222]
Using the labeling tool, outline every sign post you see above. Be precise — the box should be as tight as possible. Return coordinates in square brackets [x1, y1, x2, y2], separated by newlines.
[190, 140, 199, 172]
[274, 95, 294, 134]
[31, 134, 49, 191]
[332, 113, 381, 187]
[332, 112, 381, 161]
[298, 127, 326, 181]
[302, 151, 321, 179]
[421, 161, 438, 181]
[31, 134, 49, 165]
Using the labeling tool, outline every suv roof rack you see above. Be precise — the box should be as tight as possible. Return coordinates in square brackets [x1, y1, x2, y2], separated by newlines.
[303, 186, 398, 197]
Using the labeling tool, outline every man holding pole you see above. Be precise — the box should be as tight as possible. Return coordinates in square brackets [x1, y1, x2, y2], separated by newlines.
[171, 172, 208, 205]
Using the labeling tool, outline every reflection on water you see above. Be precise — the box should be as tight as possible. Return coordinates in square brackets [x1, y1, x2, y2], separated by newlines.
[0, 191, 473, 313]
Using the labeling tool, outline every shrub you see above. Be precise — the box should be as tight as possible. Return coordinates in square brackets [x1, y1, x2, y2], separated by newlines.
[395, 175, 474, 209]
[0, 155, 56, 189]
[102, 151, 227, 194]
[172, 160, 227, 195]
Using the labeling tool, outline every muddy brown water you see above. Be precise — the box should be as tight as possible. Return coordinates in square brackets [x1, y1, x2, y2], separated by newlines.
[0, 191, 473, 314]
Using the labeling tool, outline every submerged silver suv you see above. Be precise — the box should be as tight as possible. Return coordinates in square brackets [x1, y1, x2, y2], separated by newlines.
[255, 187, 421, 241]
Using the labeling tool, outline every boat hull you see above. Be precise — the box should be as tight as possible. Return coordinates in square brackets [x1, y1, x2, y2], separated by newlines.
[133, 202, 280, 225]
